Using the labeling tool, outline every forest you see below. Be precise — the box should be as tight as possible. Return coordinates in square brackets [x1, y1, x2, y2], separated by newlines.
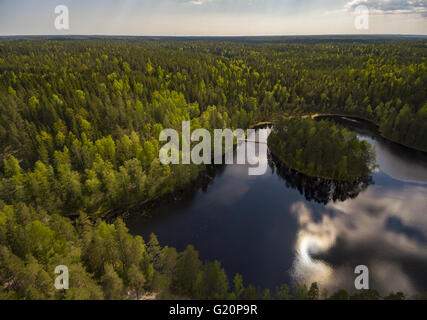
[0, 37, 426, 299]
[268, 119, 377, 180]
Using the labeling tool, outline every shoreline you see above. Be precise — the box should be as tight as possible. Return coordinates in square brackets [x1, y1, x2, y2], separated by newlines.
[90, 114, 424, 221]
[268, 150, 369, 183]
[255, 112, 427, 154]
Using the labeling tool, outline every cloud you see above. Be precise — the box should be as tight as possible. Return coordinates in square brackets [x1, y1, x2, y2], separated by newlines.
[345, 0, 427, 16]
[185, 0, 214, 5]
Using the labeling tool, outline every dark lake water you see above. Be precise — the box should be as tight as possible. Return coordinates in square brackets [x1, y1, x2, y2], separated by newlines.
[127, 118, 427, 296]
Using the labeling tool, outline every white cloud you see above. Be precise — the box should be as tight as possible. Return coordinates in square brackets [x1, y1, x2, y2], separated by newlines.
[345, 0, 427, 16]
[186, 0, 213, 5]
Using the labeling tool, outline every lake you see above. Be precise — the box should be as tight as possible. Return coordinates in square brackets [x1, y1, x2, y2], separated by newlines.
[127, 118, 427, 296]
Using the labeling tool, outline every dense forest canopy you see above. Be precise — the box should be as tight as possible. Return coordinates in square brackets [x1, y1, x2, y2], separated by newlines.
[0, 38, 426, 215]
[268, 119, 377, 181]
[0, 37, 426, 300]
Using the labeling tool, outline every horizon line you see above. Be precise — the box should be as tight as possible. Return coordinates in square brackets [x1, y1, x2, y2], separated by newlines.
[1, 33, 427, 38]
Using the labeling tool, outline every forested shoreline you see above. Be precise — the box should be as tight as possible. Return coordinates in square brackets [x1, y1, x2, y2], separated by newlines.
[0, 37, 426, 299]
[268, 119, 377, 181]
[1, 202, 424, 300]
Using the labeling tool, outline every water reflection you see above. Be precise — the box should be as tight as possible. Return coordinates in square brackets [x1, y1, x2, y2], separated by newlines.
[362, 135, 427, 185]
[269, 152, 373, 205]
[319, 116, 427, 185]
[128, 120, 427, 296]
[290, 184, 427, 295]
[282, 121, 427, 295]
[290, 202, 336, 289]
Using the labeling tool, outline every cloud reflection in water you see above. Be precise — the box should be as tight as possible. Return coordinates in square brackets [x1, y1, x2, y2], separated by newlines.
[290, 184, 427, 295]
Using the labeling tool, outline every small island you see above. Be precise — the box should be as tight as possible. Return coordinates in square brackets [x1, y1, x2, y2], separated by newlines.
[268, 119, 377, 181]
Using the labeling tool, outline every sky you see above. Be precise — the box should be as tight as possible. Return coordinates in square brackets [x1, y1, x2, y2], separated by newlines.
[0, 0, 426, 36]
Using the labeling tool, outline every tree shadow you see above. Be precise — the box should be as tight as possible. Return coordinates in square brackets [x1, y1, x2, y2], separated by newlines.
[268, 152, 374, 205]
